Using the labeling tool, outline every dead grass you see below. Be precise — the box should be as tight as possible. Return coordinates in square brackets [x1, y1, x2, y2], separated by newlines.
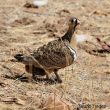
[0, 0, 110, 110]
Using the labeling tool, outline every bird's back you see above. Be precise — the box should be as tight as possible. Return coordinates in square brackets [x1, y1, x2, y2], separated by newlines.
[32, 39, 75, 70]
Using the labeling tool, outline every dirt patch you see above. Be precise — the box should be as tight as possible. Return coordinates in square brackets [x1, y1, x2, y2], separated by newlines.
[0, 0, 110, 110]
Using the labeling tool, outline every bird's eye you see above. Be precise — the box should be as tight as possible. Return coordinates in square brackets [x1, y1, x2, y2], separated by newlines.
[73, 18, 77, 22]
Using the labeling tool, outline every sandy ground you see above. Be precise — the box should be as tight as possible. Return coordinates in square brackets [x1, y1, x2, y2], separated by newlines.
[0, 0, 110, 110]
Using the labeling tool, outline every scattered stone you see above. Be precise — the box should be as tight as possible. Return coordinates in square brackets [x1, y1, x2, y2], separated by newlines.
[41, 94, 73, 110]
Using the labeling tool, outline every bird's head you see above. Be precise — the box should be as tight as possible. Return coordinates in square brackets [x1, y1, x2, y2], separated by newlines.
[68, 17, 80, 28]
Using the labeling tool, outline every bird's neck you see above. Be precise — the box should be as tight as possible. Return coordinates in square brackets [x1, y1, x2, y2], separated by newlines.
[62, 26, 76, 42]
[70, 35, 77, 49]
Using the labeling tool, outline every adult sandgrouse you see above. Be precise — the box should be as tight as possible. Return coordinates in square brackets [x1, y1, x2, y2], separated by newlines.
[14, 17, 79, 83]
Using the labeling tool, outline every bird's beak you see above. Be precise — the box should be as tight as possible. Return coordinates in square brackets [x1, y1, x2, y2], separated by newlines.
[77, 19, 80, 25]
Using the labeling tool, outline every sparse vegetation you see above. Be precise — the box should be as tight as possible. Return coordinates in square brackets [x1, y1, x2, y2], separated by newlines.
[0, 0, 110, 110]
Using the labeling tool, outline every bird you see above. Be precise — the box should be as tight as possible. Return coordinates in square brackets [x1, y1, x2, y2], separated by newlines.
[14, 17, 80, 83]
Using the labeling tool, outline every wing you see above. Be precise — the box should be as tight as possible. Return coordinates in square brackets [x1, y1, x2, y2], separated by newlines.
[32, 40, 74, 69]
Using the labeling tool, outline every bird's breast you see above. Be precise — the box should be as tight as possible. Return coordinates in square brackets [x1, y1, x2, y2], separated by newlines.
[64, 42, 77, 61]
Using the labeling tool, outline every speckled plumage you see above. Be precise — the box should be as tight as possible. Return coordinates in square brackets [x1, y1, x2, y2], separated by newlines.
[14, 17, 79, 83]
[32, 40, 74, 69]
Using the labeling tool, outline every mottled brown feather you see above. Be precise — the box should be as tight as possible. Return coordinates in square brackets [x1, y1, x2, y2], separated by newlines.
[32, 40, 74, 70]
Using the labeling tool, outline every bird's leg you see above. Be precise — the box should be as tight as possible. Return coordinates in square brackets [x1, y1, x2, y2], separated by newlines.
[45, 72, 50, 80]
[32, 72, 36, 81]
[32, 66, 40, 81]
[29, 65, 37, 81]
[25, 65, 34, 82]
[54, 69, 62, 83]
[25, 64, 36, 81]
[45, 71, 55, 83]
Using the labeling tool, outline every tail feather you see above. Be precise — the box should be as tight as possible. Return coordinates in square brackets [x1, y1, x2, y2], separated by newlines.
[14, 54, 24, 62]
[14, 54, 34, 65]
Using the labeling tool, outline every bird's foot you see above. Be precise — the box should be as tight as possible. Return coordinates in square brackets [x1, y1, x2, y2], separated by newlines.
[45, 77, 57, 84]
[47, 77, 62, 84]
